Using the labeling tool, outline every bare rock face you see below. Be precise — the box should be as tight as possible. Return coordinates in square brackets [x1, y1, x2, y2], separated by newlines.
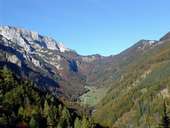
[0, 26, 71, 53]
[7, 54, 21, 67]
[0, 26, 85, 99]
[58, 42, 70, 52]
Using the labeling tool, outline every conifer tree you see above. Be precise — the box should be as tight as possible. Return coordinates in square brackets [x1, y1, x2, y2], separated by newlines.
[29, 116, 39, 128]
[74, 117, 81, 128]
[44, 100, 50, 117]
[160, 101, 170, 128]
[81, 115, 90, 128]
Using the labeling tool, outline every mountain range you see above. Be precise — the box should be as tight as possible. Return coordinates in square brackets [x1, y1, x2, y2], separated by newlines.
[1, 25, 170, 127]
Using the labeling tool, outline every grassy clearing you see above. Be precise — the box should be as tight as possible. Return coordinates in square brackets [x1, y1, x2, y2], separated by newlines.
[80, 86, 108, 107]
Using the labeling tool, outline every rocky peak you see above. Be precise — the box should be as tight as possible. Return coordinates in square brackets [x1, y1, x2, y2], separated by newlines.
[134, 39, 157, 50]
[58, 42, 70, 52]
[137, 39, 156, 45]
[0, 26, 39, 41]
[0, 26, 70, 53]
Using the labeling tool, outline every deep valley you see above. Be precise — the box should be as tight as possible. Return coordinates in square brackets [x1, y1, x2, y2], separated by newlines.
[1, 26, 170, 128]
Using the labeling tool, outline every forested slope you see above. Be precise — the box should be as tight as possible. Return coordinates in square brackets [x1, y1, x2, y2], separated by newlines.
[0, 67, 97, 128]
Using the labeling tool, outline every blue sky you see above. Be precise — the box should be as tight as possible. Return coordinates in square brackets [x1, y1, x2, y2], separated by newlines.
[0, 0, 170, 56]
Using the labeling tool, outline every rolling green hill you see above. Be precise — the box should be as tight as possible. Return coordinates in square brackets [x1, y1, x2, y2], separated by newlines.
[93, 36, 170, 128]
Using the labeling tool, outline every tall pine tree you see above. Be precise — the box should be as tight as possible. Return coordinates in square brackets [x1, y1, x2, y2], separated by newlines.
[159, 101, 170, 128]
